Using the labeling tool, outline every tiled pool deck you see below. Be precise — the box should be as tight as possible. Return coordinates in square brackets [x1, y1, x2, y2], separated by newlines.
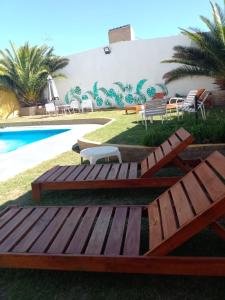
[0, 124, 101, 181]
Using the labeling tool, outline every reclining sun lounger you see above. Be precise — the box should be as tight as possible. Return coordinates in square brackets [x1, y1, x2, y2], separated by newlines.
[1, 151, 225, 276]
[32, 128, 196, 201]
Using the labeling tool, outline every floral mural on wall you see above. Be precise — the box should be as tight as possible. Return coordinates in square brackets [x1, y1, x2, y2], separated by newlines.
[64, 80, 168, 108]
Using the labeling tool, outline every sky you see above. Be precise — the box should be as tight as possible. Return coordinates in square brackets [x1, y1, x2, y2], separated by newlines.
[0, 0, 223, 56]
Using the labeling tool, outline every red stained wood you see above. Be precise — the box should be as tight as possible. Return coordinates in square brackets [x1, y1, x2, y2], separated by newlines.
[0, 207, 22, 230]
[96, 164, 111, 180]
[85, 207, 113, 255]
[54, 166, 78, 182]
[148, 201, 163, 250]
[86, 164, 103, 180]
[182, 172, 211, 214]
[127, 162, 138, 179]
[158, 192, 177, 239]
[176, 128, 192, 142]
[75, 165, 95, 181]
[147, 153, 156, 170]
[65, 165, 86, 181]
[66, 207, 99, 254]
[34, 166, 60, 183]
[155, 147, 164, 162]
[0, 208, 47, 252]
[29, 207, 72, 253]
[206, 151, 225, 179]
[161, 140, 172, 156]
[168, 134, 180, 149]
[123, 207, 142, 256]
[45, 166, 69, 182]
[170, 183, 194, 226]
[106, 164, 120, 180]
[194, 163, 225, 201]
[47, 207, 85, 254]
[117, 163, 129, 179]
[13, 208, 59, 253]
[104, 207, 127, 255]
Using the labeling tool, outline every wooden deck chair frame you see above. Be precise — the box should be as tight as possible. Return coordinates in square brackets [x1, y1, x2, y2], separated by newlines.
[1, 151, 225, 276]
[31, 128, 197, 201]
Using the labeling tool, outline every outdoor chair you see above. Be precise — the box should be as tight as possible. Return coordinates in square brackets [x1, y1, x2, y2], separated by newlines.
[2, 151, 225, 276]
[45, 103, 58, 115]
[139, 99, 167, 129]
[32, 128, 197, 201]
[178, 91, 210, 120]
[70, 100, 81, 113]
[81, 99, 94, 112]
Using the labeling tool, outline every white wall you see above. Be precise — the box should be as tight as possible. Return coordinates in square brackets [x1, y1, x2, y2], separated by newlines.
[55, 34, 215, 108]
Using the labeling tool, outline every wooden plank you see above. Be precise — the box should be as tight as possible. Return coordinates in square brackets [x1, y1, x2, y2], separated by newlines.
[154, 147, 164, 162]
[12, 208, 59, 253]
[0, 208, 47, 252]
[161, 140, 172, 156]
[182, 172, 211, 214]
[170, 183, 194, 226]
[141, 159, 148, 177]
[47, 207, 85, 254]
[106, 164, 120, 180]
[65, 165, 86, 181]
[85, 207, 113, 255]
[54, 166, 78, 182]
[66, 207, 99, 254]
[29, 207, 72, 253]
[2, 253, 225, 276]
[0, 208, 34, 244]
[45, 166, 68, 182]
[206, 151, 225, 179]
[123, 207, 142, 256]
[0, 207, 22, 230]
[127, 162, 138, 179]
[147, 153, 155, 170]
[117, 163, 129, 179]
[176, 128, 191, 142]
[85, 164, 103, 180]
[148, 201, 163, 250]
[194, 163, 225, 202]
[158, 192, 177, 239]
[75, 165, 95, 181]
[168, 134, 180, 148]
[104, 207, 127, 255]
[96, 164, 111, 180]
[33, 166, 59, 183]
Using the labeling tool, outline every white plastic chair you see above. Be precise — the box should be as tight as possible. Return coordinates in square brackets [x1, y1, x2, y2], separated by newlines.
[139, 99, 167, 130]
[45, 103, 58, 115]
[81, 99, 94, 112]
[70, 100, 81, 113]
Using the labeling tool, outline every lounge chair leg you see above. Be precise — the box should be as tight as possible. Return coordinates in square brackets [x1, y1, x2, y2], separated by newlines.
[32, 184, 41, 201]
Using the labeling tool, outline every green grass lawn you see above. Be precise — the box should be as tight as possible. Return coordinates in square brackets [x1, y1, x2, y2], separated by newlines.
[0, 109, 225, 299]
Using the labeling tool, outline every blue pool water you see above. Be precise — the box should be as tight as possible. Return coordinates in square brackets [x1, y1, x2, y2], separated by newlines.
[0, 128, 70, 153]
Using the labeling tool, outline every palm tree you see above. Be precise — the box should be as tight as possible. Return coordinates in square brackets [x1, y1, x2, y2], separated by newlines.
[162, 1, 225, 89]
[0, 42, 69, 105]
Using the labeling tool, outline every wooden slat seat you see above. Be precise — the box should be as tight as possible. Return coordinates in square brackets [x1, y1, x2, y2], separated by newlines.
[31, 128, 194, 201]
[1, 152, 225, 276]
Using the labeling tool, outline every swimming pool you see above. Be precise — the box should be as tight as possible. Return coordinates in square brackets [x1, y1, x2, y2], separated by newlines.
[0, 128, 70, 153]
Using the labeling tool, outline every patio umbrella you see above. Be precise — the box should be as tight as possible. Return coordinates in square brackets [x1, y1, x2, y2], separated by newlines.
[47, 75, 59, 102]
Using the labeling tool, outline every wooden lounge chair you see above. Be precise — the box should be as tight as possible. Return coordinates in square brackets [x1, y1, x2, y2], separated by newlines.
[1, 151, 225, 276]
[31, 128, 196, 201]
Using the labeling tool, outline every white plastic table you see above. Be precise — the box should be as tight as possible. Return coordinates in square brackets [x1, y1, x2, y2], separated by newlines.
[80, 146, 122, 164]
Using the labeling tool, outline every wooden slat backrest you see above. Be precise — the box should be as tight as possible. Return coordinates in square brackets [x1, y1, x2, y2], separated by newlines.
[141, 128, 193, 177]
[146, 151, 225, 256]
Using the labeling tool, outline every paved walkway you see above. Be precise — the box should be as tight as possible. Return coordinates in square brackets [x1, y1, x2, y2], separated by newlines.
[0, 124, 101, 181]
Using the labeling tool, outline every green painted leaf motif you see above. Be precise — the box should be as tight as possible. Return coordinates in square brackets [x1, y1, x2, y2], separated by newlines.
[113, 82, 126, 92]
[125, 93, 134, 104]
[147, 87, 156, 97]
[96, 96, 103, 106]
[82, 94, 88, 100]
[105, 99, 111, 106]
[70, 94, 81, 102]
[126, 84, 133, 92]
[64, 92, 70, 104]
[74, 86, 81, 95]
[93, 81, 99, 98]
[86, 91, 95, 99]
[136, 79, 148, 95]
[108, 88, 116, 97]
[115, 94, 124, 107]
[98, 87, 109, 96]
